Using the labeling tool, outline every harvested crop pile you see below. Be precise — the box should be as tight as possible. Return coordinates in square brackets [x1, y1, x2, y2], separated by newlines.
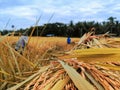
[8, 48, 120, 90]
[20, 59, 120, 90]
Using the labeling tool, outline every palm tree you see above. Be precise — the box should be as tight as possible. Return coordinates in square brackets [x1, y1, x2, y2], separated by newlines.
[108, 17, 116, 33]
[108, 16, 116, 24]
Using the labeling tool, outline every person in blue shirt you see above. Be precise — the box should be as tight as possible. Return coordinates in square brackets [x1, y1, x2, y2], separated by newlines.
[67, 36, 71, 44]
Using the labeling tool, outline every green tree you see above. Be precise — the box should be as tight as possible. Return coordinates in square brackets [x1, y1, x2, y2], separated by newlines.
[108, 16, 116, 33]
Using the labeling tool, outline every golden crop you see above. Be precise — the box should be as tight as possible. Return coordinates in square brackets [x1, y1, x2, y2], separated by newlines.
[1, 35, 120, 90]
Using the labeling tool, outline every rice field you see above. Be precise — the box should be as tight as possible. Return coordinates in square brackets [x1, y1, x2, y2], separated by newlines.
[0, 35, 120, 90]
[0, 36, 79, 89]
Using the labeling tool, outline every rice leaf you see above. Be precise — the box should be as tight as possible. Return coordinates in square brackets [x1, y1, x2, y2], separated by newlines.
[59, 60, 95, 90]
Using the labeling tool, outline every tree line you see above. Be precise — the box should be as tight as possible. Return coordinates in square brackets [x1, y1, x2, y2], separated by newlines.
[1, 16, 120, 37]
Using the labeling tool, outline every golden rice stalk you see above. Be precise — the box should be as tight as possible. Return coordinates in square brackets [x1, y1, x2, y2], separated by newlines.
[0, 57, 11, 76]
[70, 32, 93, 52]
[69, 48, 120, 63]
[91, 71, 115, 90]
[64, 59, 120, 89]
[74, 48, 120, 55]
[7, 66, 49, 90]
[42, 74, 62, 90]
[0, 70, 10, 76]
[33, 47, 54, 69]
[32, 71, 52, 90]
[24, 75, 40, 90]
[84, 71, 104, 90]
[35, 73, 54, 90]
[7, 57, 15, 75]
[82, 63, 120, 90]
[42, 82, 53, 90]
[96, 63, 120, 70]
[6, 41, 22, 76]
[1, 42, 35, 68]
[102, 70, 120, 82]
[37, 69, 65, 90]
[51, 76, 70, 90]
[0, 70, 26, 81]
[27, 15, 41, 47]
[59, 60, 95, 90]
[92, 38, 103, 48]
[65, 82, 76, 90]
[0, 82, 7, 90]
[0, 78, 18, 85]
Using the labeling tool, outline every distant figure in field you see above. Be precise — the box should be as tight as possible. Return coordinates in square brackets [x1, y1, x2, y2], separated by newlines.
[67, 37, 71, 44]
[15, 33, 28, 54]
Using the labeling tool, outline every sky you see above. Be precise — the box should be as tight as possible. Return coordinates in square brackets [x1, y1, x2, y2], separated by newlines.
[0, 0, 120, 30]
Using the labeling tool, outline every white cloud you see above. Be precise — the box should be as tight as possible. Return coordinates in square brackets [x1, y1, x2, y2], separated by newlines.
[38, 0, 105, 17]
[0, 5, 39, 21]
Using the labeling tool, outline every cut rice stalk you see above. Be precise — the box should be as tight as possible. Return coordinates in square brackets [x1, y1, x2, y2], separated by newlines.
[84, 71, 104, 90]
[51, 76, 70, 90]
[7, 66, 49, 90]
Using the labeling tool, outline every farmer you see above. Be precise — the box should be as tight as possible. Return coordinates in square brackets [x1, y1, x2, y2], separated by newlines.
[67, 36, 71, 44]
[15, 33, 28, 54]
